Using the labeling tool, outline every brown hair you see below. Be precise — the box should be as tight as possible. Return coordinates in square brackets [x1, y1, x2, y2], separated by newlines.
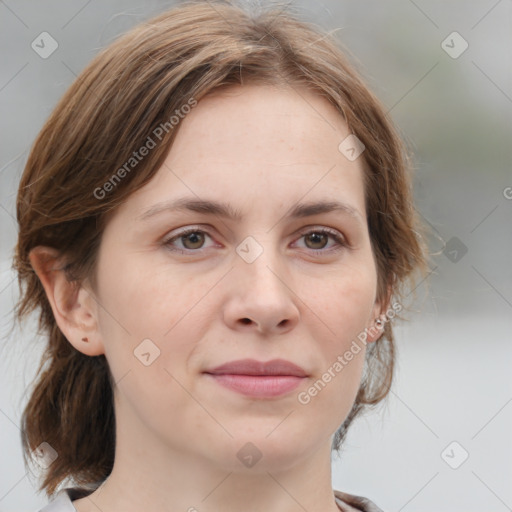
[13, 0, 427, 497]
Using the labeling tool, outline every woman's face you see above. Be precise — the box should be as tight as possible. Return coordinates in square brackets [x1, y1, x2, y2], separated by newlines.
[92, 84, 382, 472]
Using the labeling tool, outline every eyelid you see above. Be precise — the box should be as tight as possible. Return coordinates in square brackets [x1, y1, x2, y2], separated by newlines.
[296, 225, 346, 242]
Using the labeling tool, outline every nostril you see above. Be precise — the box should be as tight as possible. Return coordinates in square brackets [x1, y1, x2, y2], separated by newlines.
[240, 318, 252, 324]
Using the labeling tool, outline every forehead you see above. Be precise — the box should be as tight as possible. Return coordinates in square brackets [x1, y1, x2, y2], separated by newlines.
[115, 84, 367, 223]
[175, 83, 350, 162]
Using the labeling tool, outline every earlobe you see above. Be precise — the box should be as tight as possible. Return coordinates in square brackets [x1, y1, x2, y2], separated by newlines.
[29, 246, 105, 356]
[366, 289, 392, 343]
[366, 315, 386, 343]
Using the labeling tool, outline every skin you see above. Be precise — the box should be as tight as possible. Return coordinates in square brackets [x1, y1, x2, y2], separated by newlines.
[31, 84, 386, 512]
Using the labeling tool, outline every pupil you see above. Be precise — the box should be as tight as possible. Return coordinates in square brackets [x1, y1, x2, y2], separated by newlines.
[308, 233, 326, 249]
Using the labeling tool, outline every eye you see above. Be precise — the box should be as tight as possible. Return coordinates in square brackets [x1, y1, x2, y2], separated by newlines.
[162, 227, 215, 253]
[293, 227, 347, 255]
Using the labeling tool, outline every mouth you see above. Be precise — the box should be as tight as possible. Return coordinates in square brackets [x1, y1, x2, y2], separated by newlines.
[203, 359, 308, 398]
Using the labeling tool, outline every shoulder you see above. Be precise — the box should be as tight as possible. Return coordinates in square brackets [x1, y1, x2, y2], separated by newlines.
[37, 484, 98, 512]
[36, 489, 76, 512]
[334, 489, 385, 512]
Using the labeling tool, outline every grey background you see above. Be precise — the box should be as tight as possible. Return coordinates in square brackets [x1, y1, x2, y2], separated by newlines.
[1, 0, 511, 511]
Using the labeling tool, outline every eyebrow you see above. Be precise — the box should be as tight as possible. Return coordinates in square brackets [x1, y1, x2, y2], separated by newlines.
[137, 197, 363, 223]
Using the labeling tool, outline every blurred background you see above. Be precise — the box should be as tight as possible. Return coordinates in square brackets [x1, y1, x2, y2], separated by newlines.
[0, 1, 511, 510]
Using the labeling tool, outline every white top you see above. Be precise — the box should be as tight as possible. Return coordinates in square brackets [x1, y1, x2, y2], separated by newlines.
[37, 487, 384, 512]
[38, 491, 75, 512]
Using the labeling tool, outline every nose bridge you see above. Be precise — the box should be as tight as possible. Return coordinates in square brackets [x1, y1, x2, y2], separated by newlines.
[225, 232, 299, 333]
[236, 233, 287, 296]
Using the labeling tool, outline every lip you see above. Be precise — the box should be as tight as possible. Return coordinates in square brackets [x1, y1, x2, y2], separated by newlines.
[204, 358, 308, 398]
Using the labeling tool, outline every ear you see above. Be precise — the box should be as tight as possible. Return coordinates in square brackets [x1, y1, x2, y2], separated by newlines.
[365, 286, 393, 343]
[29, 246, 104, 356]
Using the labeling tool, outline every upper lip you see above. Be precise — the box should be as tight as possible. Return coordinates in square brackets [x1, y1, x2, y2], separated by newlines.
[205, 358, 308, 377]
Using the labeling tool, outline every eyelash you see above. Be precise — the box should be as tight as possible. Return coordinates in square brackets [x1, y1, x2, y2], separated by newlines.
[162, 226, 347, 256]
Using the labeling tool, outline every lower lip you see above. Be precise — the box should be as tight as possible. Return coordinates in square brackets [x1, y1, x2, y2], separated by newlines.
[206, 374, 305, 397]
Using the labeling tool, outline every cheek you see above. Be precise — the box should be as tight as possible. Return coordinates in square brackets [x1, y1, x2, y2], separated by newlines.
[300, 263, 376, 417]
[94, 254, 217, 387]
[310, 260, 377, 342]
[95, 250, 207, 337]
[93, 261, 200, 432]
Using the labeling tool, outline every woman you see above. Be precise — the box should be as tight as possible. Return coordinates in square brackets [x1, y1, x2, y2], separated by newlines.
[14, 2, 427, 511]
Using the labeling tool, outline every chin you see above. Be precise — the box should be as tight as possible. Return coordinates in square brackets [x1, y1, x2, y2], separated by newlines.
[204, 429, 320, 474]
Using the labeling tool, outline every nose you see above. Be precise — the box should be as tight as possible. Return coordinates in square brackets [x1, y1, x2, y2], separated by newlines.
[223, 248, 300, 336]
